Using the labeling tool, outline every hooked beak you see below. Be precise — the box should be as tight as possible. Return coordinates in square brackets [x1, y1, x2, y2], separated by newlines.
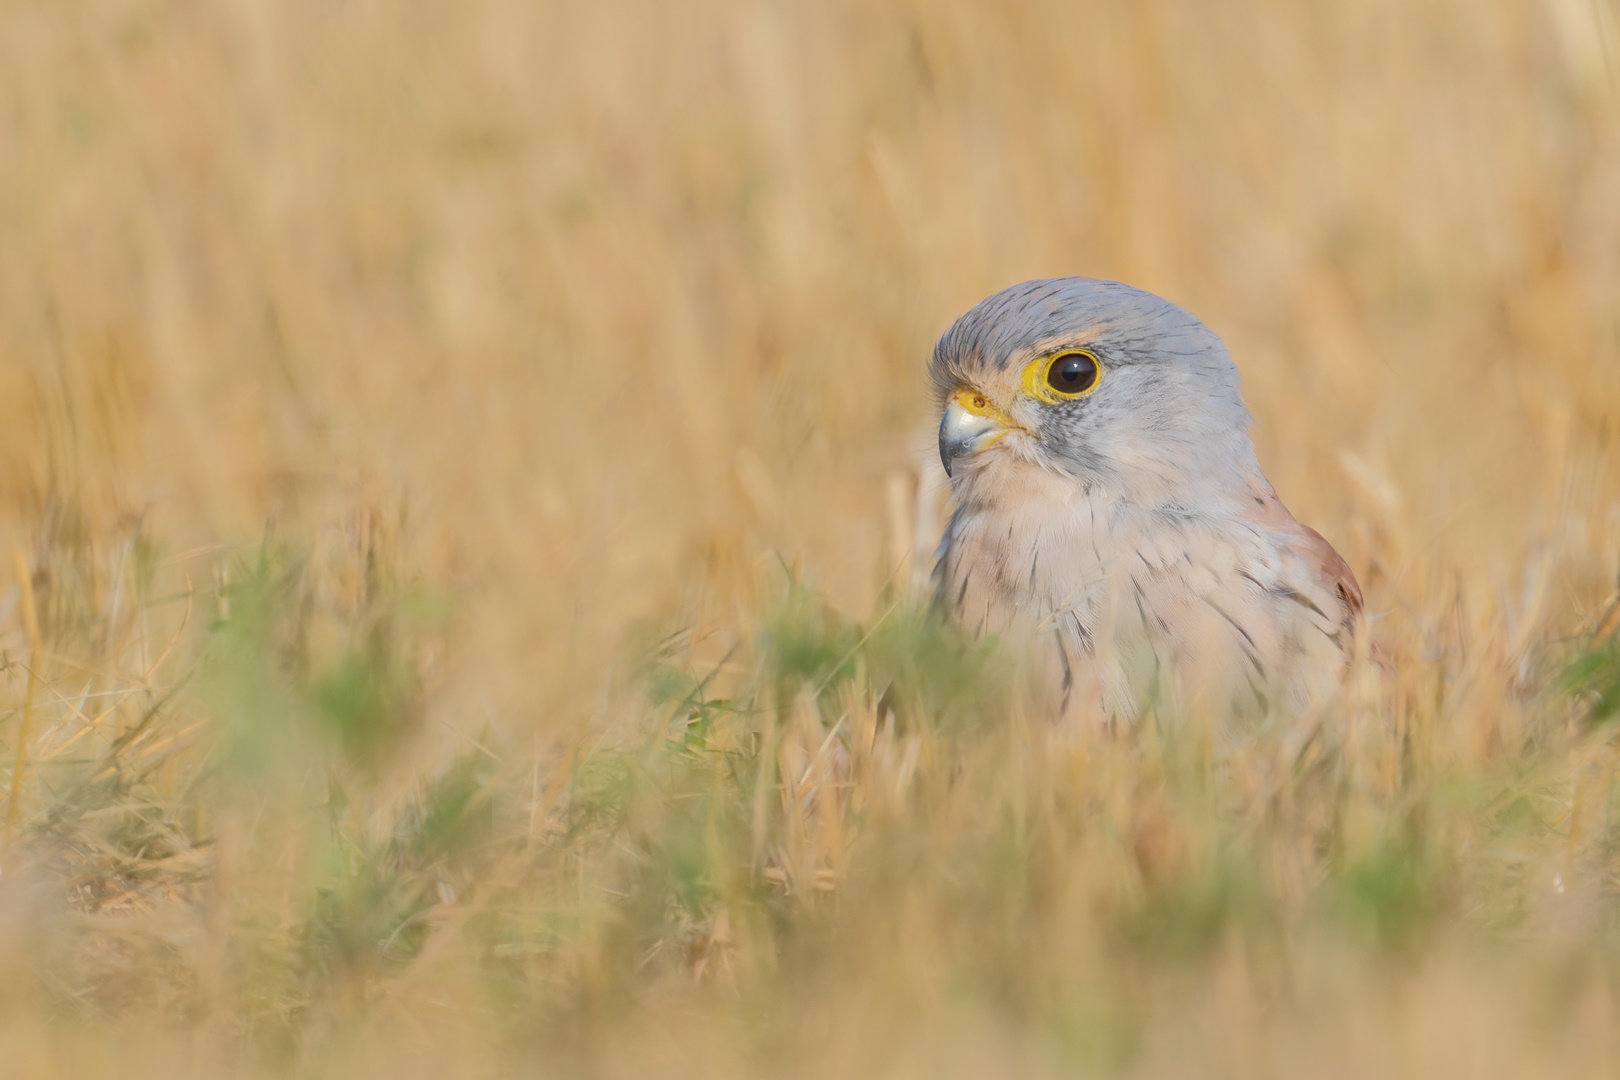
[938, 387, 1019, 477]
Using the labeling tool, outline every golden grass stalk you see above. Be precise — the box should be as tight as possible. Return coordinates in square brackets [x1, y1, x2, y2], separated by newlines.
[5, 548, 41, 848]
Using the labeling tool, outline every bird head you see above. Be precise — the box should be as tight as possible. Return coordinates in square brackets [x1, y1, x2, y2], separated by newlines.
[931, 278, 1263, 506]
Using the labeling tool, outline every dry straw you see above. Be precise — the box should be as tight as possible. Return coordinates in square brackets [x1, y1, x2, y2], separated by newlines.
[0, 1, 1617, 1077]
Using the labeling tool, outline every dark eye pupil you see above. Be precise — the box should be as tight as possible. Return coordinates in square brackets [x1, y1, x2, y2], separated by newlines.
[1048, 354, 1096, 393]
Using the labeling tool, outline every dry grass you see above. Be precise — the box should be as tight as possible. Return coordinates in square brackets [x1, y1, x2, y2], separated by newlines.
[2, 0, 1620, 1075]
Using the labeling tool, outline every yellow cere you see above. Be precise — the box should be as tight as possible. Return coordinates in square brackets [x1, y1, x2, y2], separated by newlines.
[950, 385, 1012, 421]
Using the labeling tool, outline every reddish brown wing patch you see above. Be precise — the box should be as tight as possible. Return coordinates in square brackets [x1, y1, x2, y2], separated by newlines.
[1295, 522, 1364, 619]
[1246, 479, 1363, 623]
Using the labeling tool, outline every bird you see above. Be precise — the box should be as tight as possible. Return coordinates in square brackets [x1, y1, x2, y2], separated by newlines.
[930, 277, 1366, 722]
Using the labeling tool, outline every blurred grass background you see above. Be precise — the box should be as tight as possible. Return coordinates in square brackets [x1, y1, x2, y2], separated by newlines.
[2, 0, 1620, 1076]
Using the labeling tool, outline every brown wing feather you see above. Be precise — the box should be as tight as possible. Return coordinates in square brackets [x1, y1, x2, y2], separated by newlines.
[1247, 479, 1363, 627]
[1294, 522, 1363, 620]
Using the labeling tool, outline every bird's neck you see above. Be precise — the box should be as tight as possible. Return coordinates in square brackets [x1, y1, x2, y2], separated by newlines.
[949, 451, 1264, 526]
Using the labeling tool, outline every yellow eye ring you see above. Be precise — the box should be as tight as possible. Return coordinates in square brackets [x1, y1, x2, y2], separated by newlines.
[1022, 349, 1103, 404]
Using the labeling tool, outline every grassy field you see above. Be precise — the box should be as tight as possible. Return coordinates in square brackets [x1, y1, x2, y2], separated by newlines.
[3, 0, 1620, 1075]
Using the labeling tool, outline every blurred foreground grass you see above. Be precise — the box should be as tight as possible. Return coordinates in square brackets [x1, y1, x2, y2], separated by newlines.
[3, 0, 1620, 1076]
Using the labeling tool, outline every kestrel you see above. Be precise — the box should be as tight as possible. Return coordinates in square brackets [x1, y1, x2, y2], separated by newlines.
[931, 278, 1364, 721]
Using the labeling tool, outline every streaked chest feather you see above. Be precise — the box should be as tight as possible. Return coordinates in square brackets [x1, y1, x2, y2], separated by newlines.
[936, 479, 1349, 717]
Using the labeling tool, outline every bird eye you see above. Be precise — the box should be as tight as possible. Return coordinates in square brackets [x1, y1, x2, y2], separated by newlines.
[1038, 351, 1100, 402]
[1019, 348, 1104, 404]
[1046, 353, 1096, 393]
